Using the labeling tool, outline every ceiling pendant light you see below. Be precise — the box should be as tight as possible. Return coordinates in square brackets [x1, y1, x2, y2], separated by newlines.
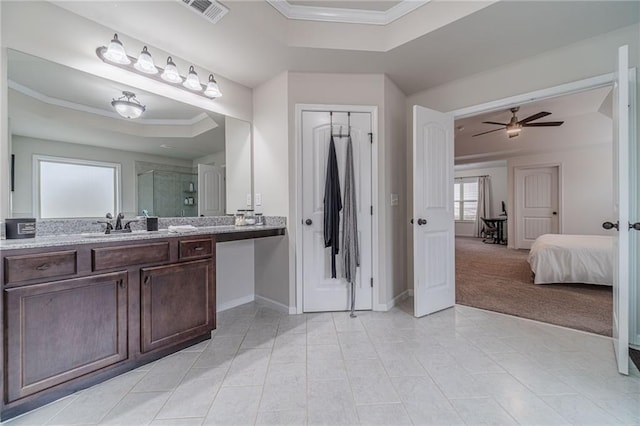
[134, 46, 158, 74]
[161, 56, 182, 83]
[204, 74, 222, 98]
[111, 91, 146, 119]
[183, 66, 202, 91]
[103, 34, 131, 65]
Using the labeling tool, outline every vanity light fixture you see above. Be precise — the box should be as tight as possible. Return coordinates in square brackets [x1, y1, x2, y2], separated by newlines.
[111, 91, 146, 119]
[183, 66, 202, 91]
[96, 33, 222, 99]
[133, 46, 158, 74]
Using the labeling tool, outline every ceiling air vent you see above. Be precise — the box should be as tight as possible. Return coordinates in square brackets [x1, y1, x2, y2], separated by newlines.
[179, 0, 229, 24]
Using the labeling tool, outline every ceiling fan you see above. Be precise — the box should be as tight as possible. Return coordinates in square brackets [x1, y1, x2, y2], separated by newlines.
[472, 107, 564, 138]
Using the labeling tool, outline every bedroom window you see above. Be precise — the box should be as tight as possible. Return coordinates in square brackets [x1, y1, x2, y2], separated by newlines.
[34, 155, 121, 219]
[454, 178, 478, 221]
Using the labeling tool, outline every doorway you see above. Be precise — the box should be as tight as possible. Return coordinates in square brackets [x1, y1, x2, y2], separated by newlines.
[297, 107, 374, 313]
[514, 165, 560, 249]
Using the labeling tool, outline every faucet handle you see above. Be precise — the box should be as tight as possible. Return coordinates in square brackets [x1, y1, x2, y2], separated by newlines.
[96, 221, 114, 234]
[124, 220, 140, 230]
[117, 212, 125, 220]
[106, 213, 113, 219]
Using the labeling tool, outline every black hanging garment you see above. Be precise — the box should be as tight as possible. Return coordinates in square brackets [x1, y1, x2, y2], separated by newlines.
[324, 136, 342, 278]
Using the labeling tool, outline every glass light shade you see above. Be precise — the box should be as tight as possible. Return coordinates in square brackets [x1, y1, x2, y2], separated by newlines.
[103, 34, 130, 65]
[183, 66, 202, 91]
[204, 74, 222, 98]
[111, 91, 145, 119]
[161, 57, 182, 83]
[133, 46, 157, 74]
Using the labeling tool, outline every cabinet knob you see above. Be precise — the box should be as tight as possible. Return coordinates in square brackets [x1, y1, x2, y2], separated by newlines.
[35, 263, 51, 271]
[602, 221, 619, 231]
[305, 219, 313, 226]
[119, 279, 126, 289]
[194, 247, 204, 251]
[143, 276, 150, 285]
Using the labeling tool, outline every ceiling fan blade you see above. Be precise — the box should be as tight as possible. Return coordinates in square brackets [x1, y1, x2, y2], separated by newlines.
[518, 111, 551, 124]
[472, 128, 504, 137]
[522, 121, 564, 127]
[482, 121, 508, 126]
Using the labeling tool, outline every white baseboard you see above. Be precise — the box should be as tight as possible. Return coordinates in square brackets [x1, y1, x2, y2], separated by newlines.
[374, 289, 410, 311]
[217, 294, 255, 313]
[255, 295, 290, 314]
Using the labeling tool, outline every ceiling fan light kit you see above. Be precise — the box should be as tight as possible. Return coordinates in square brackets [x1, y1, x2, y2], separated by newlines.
[472, 106, 564, 138]
[97, 33, 223, 100]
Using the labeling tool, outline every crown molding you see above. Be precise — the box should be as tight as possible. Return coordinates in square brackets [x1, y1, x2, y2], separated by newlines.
[8, 80, 216, 127]
[265, 0, 430, 25]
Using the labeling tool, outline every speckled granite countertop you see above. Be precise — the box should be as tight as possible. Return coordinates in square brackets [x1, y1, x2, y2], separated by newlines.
[0, 225, 285, 250]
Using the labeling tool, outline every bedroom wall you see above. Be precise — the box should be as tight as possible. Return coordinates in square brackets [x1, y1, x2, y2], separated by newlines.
[507, 143, 613, 241]
[454, 164, 508, 237]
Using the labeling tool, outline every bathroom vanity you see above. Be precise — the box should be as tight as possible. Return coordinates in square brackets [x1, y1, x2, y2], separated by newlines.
[0, 224, 285, 420]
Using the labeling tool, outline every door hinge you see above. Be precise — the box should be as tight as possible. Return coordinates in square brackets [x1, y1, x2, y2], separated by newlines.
[368, 133, 373, 144]
[370, 277, 373, 287]
[370, 205, 373, 216]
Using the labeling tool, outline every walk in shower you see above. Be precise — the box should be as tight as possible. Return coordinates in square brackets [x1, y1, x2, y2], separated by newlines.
[137, 169, 198, 217]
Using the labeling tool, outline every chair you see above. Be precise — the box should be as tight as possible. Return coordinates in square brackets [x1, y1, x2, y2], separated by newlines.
[481, 218, 498, 244]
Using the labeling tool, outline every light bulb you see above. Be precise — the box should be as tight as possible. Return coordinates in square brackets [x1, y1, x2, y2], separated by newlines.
[103, 34, 130, 65]
[161, 57, 182, 83]
[134, 46, 157, 74]
[204, 74, 222, 98]
[182, 66, 202, 91]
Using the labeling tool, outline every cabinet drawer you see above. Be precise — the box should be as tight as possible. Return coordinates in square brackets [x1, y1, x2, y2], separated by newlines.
[92, 242, 170, 271]
[4, 250, 77, 284]
[179, 239, 213, 260]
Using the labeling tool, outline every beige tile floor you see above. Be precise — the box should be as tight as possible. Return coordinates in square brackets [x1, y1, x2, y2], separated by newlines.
[4, 299, 640, 425]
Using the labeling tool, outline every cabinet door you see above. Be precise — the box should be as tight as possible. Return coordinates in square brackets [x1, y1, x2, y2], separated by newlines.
[5, 272, 128, 402]
[140, 259, 215, 353]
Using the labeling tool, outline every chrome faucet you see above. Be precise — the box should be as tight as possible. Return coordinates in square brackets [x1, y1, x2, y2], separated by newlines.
[114, 212, 125, 230]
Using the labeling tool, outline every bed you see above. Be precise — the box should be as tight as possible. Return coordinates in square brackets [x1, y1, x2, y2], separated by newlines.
[527, 234, 614, 286]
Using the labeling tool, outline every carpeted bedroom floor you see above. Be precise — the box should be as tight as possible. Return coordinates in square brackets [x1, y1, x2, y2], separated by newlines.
[455, 237, 613, 336]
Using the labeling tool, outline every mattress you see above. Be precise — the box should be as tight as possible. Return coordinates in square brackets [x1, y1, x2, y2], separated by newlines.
[527, 234, 614, 286]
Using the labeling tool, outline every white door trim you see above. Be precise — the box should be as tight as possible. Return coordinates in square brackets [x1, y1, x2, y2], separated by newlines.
[294, 104, 379, 314]
[513, 163, 563, 249]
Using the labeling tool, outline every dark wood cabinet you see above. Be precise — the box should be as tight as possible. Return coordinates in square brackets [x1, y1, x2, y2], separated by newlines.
[140, 259, 215, 353]
[4, 271, 128, 402]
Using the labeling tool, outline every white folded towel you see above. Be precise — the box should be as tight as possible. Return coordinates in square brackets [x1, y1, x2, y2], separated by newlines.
[167, 225, 198, 233]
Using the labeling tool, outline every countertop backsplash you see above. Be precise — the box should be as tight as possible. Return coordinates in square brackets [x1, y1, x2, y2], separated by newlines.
[2, 216, 286, 238]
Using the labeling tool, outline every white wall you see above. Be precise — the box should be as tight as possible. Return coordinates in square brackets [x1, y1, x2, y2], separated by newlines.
[454, 165, 507, 237]
[193, 151, 225, 167]
[11, 135, 193, 217]
[225, 117, 253, 214]
[507, 144, 613, 242]
[216, 241, 256, 312]
[253, 72, 290, 308]
[383, 75, 408, 304]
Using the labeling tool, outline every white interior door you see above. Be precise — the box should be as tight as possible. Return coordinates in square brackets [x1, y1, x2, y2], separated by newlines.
[611, 45, 630, 375]
[301, 111, 372, 312]
[413, 105, 455, 318]
[198, 164, 225, 217]
[514, 166, 559, 249]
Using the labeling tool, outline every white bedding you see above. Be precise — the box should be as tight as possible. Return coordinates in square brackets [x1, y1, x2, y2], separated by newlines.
[527, 234, 614, 286]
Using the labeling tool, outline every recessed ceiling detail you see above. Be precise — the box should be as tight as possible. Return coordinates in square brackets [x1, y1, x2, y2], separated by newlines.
[265, 0, 430, 25]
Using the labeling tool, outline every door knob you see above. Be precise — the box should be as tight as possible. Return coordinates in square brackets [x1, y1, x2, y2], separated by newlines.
[602, 221, 619, 231]
[305, 219, 313, 226]
[417, 218, 427, 226]
[630, 222, 640, 231]
[410, 219, 414, 224]
[552, 212, 557, 215]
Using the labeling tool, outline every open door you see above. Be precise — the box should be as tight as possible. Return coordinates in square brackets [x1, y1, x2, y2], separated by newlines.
[610, 45, 630, 375]
[198, 164, 225, 217]
[413, 105, 455, 318]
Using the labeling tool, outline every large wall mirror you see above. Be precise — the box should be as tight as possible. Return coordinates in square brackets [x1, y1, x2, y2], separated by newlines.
[7, 49, 252, 219]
